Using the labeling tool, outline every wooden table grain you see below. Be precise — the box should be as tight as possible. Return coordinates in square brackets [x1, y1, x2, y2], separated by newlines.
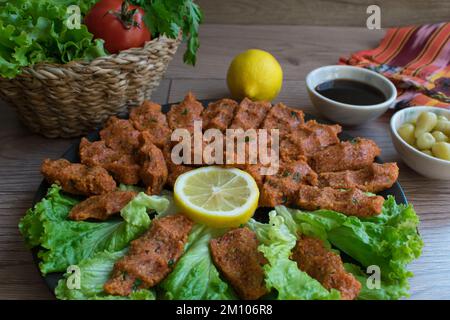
[0, 24, 448, 300]
[197, 0, 450, 28]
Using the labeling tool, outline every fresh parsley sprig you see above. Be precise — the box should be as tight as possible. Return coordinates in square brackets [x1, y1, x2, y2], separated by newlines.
[132, 0, 203, 65]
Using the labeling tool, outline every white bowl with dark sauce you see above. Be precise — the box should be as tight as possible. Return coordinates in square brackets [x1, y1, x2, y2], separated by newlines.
[306, 65, 397, 126]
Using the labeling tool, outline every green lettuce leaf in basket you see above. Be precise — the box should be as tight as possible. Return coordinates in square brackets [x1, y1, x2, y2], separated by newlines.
[52, 0, 100, 14]
[19, 184, 169, 275]
[0, 0, 106, 78]
[0, 0, 203, 78]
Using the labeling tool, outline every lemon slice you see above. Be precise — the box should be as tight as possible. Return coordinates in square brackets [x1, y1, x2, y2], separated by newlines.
[174, 166, 259, 228]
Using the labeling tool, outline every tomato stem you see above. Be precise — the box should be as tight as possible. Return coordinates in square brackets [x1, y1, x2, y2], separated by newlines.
[105, 0, 141, 30]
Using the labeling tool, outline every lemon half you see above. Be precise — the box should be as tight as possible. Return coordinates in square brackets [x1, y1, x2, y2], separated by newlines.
[227, 49, 283, 101]
[174, 167, 259, 228]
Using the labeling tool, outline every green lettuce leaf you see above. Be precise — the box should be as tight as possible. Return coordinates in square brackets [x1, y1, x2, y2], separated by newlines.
[19, 185, 169, 274]
[51, 0, 100, 14]
[118, 186, 180, 217]
[158, 190, 182, 217]
[19, 185, 79, 247]
[247, 211, 340, 300]
[118, 184, 145, 193]
[160, 224, 236, 300]
[344, 263, 408, 300]
[55, 249, 155, 300]
[0, 0, 106, 78]
[275, 196, 423, 299]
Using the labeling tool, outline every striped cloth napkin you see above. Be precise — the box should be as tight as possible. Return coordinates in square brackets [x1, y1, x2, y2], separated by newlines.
[340, 23, 450, 109]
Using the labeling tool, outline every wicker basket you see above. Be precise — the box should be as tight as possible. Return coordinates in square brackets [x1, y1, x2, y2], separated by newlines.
[0, 35, 180, 138]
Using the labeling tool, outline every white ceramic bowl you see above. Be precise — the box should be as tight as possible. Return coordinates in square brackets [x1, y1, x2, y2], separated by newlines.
[306, 65, 397, 125]
[390, 106, 450, 180]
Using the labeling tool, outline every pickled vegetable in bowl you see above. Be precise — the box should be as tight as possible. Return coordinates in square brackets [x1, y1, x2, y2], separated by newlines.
[397, 111, 450, 161]
[390, 107, 450, 180]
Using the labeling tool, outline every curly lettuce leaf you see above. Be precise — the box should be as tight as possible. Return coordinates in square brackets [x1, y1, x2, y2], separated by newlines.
[19, 185, 169, 274]
[118, 184, 145, 193]
[51, 0, 99, 14]
[118, 186, 180, 217]
[39, 192, 168, 274]
[55, 249, 155, 300]
[275, 196, 423, 299]
[158, 190, 182, 217]
[344, 263, 408, 300]
[19, 185, 79, 247]
[247, 211, 340, 300]
[160, 224, 236, 300]
[0, 0, 106, 78]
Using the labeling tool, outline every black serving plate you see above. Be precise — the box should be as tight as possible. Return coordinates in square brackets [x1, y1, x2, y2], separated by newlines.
[31, 100, 407, 296]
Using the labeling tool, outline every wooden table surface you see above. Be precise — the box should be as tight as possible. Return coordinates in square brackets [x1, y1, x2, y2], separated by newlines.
[0, 24, 449, 300]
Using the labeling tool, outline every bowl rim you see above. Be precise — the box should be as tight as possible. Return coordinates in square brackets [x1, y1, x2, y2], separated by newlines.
[390, 106, 450, 165]
[306, 65, 397, 111]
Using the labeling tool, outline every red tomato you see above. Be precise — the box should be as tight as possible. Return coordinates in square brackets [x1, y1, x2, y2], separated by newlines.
[84, 0, 151, 54]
